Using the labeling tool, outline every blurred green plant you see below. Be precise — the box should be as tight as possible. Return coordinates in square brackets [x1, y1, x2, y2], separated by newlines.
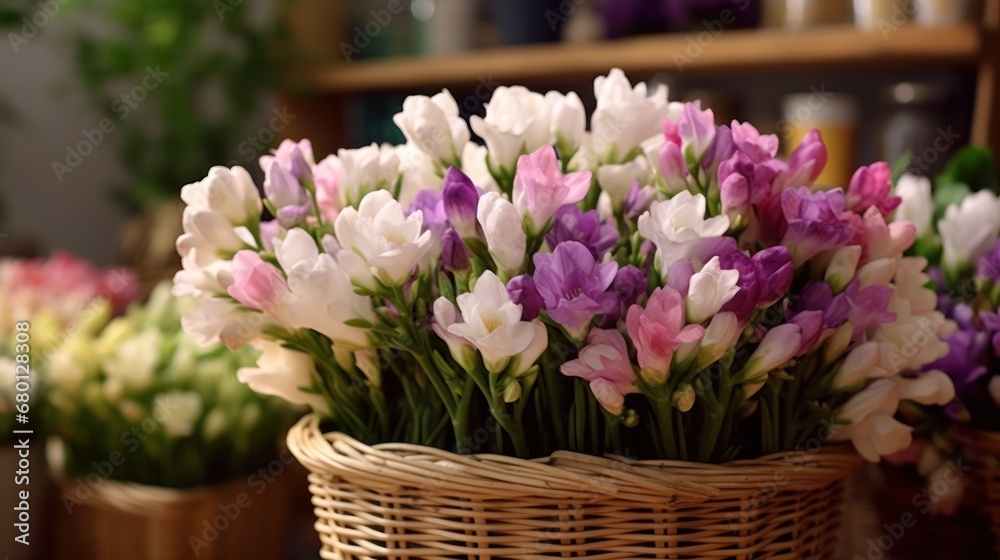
[65, 0, 281, 212]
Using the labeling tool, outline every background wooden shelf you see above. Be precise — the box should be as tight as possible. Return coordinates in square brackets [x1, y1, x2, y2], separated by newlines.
[292, 23, 982, 94]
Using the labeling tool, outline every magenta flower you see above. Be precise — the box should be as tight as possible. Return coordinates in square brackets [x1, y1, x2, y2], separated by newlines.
[507, 274, 544, 321]
[442, 167, 480, 238]
[561, 329, 639, 415]
[752, 246, 794, 307]
[625, 286, 705, 383]
[227, 250, 290, 317]
[789, 310, 825, 356]
[730, 120, 779, 163]
[780, 187, 854, 263]
[544, 205, 619, 259]
[513, 145, 591, 234]
[441, 228, 470, 272]
[719, 151, 782, 219]
[263, 163, 312, 228]
[533, 241, 619, 339]
[774, 129, 827, 190]
[847, 162, 900, 216]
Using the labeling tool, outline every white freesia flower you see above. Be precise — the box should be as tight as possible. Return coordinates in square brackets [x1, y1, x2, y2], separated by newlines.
[153, 391, 203, 438]
[334, 189, 433, 287]
[892, 370, 954, 405]
[477, 192, 526, 276]
[180, 295, 263, 349]
[101, 328, 161, 389]
[824, 245, 861, 293]
[432, 297, 479, 373]
[596, 156, 653, 209]
[695, 311, 740, 369]
[180, 166, 262, 225]
[938, 189, 1000, 272]
[447, 271, 537, 373]
[685, 257, 739, 324]
[590, 68, 670, 164]
[275, 228, 374, 349]
[393, 89, 469, 167]
[470, 86, 550, 175]
[637, 191, 730, 275]
[893, 174, 934, 238]
[741, 324, 802, 397]
[177, 206, 245, 267]
[830, 379, 911, 462]
[397, 143, 443, 207]
[832, 341, 881, 389]
[508, 321, 548, 377]
[337, 144, 401, 207]
[857, 258, 896, 289]
[461, 142, 499, 192]
[546, 90, 585, 159]
[237, 339, 329, 414]
[891, 257, 938, 316]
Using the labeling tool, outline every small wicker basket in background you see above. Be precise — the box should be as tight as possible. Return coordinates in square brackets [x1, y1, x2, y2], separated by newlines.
[49, 471, 290, 560]
[288, 414, 862, 560]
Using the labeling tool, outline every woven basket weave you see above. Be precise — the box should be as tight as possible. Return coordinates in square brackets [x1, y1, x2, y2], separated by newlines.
[288, 414, 862, 559]
[50, 471, 290, 560]
[972, 430, 1000, 555]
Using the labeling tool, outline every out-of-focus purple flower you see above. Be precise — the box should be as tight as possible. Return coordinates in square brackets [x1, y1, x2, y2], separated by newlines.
[442, 166, 480, 238]
[545, 205, 619, 259]
[789, 281, 849, 329]
[263, 163, 312, 228]
[978, 239, 1000, 282]
[981, 310, 1000, 355]
[507, 274, 544, 321]
[260, 138, 313, 181]
[730, 120, 779, 163]
[601, 264, 647, 326]
[678, 102, 716, 162]
[441, 228, 470, 272]
[774, 129, 827, 190]
[847, 162, 900, 216]
[666, 259, 695, 296]
[409, 188, 448, 236]
[624, 182, 656, 219]
[928, 329, 990, 390]
[789, 309, 825, 356]
[781, 187, 854, 264]
[719, 151, 782, 219]
[259, 220, 282, 253]
[533, 241, 619, 339]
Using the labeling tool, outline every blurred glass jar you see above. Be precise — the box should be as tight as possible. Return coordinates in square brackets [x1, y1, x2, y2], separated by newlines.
[853, 0, 908, 28]
[879, 82, 952, 177]
[915, 0, 980, 25]
[781, 93, 859, 188]
[765, 0, 852, 28]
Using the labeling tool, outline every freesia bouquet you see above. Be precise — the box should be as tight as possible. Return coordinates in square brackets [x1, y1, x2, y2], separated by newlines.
[0, 252, 137, 440]
[175, 69, 954, 463]
[46, 282, 297, 487]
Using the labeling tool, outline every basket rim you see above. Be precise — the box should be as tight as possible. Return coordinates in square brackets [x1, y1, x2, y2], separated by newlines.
[287, 413, 862, 504]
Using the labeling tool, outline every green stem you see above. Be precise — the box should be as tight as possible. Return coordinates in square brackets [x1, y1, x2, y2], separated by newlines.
[454, 377, 475, 454]
[653, 399, 679, 459]
[699, 378, 734, 463]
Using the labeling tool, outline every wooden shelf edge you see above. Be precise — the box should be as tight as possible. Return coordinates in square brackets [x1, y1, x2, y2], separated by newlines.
[287, 23, 982, 94]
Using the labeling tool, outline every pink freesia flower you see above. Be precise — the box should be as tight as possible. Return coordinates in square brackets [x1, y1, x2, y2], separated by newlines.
[847, 162, 900, 216]
[855, 206, 916, 264]
[625, 287, 705, 383]
[313, 155, 344, 223]
[227, 250, 290, 319]
[773, 129, 827, 190]
[730, 121, 779, 163]
[561, 329, 639, 414]
[678, 102, 716, 161]
[259, 138, 313, 181]
[512, 145, 591, 234]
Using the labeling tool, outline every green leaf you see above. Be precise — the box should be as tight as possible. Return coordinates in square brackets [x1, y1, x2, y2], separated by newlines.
[936, 146, 998, 193]
[889, 151, 912, 183]
[343, 318, 374, 329]
[932, 181, 971, 222]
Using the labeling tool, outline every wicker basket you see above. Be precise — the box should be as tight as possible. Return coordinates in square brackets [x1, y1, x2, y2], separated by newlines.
[288, 414, 862, 559]
[972, 429, 1000, 555]
[50, 471, 290, 560]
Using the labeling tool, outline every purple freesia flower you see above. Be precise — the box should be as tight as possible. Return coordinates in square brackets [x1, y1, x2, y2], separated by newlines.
[507, 274, 544, 321]
[754, 247, 794, 307]
[789, 281, 849, 329]
[730, 120, 779, 163]
[978, 239, 1000, 282]
[928, 328, 990, 390]
[409, 188, 447, 236]
[263, 163, 312, 228]
[678, 102, 716, 161]
[842, 278, 895, 336]
[259, 219, 282, 253]
[781, 187, 854, 264]
[442, 167, 480, 238]
[719, 150, 782, 218]
[624, 182, 656, 219]
[790, 309, 825, 356]
[601, 264, 647, 326]
[441, 228, 469, 272]
[702, 124, 734, 170]
[545, 205, 619, 259]
[847, 162, 900, 216]
[533, 241, 619, 339]
[716, 250, 758, 322]
[981, 310, 1000, 355]
[774, 129, 827, 190]
[713, 245, 792, 322]
[260, 138, 313, 181]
